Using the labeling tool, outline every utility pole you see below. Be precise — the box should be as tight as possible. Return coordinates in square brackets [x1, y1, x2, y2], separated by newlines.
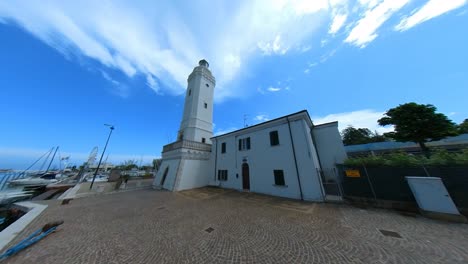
[90, 124, 115, 189]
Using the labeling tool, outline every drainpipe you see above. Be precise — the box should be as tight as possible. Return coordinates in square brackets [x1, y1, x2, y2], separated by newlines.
[213, 139, 218, 184]
[287, 118, 303, 201]
[310, 127, 326, 200]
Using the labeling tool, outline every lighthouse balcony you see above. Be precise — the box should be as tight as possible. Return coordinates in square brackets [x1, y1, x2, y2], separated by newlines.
[162, 139, 211, 153]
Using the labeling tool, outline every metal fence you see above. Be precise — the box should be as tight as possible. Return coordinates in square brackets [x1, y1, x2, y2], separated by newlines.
[319, 168, 343, 197]
[337, 165, 468, 214]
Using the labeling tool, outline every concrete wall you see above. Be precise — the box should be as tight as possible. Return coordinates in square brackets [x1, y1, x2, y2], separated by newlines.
[212, 115, 324, 201]
[153, 159, 180, 191]
[312, 122, 348, 181]
[289, 119, 324, 201]
[176, 159, 211, 191]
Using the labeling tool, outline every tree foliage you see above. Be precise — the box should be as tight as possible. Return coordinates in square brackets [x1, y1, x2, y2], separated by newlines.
[344, 149, 468, 167]
[378, 103, 457, 154]
[116, 159, 138, 170]
[341, 126, 388, 146]
[152, 159, 162, 171]
[458, 119, 468, 134]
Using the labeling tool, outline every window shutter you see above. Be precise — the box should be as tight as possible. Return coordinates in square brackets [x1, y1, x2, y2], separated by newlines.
[239, 139, 242, 150]
[274, 170, 285, 186]
[270, 131, 279, 146]
[246, 137, 251, 149]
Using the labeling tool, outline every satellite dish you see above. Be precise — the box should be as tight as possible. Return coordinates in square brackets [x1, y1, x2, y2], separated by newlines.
[87, 147, 98, 166]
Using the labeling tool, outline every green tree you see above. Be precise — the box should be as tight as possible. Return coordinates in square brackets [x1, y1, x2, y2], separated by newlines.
[116, 159, 138, 170]
[152, 158, 162, 171]
[341, 126, 373, 145]
[378, 102, 457, 156]
[370, 130, 388, 143]
[457, 119, 468, 134]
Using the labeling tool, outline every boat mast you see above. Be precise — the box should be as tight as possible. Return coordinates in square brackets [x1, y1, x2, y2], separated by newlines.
[18, 148, 53, 177]
[45, 146, 59, 173]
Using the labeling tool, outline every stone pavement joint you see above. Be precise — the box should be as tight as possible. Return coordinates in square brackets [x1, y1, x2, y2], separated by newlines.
[4, 187, 468, 264]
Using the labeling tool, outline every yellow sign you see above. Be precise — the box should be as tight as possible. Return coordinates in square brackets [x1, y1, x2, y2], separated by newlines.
[345, 170, 361, 178]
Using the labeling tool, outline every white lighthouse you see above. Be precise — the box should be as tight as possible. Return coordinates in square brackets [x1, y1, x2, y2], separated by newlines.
[153, 60, 215, 191]
[177, 59, 215, 143]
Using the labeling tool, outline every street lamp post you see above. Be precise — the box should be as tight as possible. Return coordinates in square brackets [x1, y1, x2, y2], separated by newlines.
[90, 124, 115, 190]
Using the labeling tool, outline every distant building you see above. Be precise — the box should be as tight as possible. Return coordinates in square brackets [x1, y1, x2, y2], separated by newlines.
[88, 163, 115, 171]
[153, 60, 347, 201]
[345, 134, 468, 157]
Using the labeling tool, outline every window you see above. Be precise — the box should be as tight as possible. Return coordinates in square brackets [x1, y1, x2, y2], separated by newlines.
[217, 170, 228, 181]
[202, 138, 206, 143]
[274, 170, 285, 186]
[270, 131, 279, 146]
[188, 89, 191, 96]
[238, 137, 251, 151]
[221, 142, 226, 153]
[204, 102, 208, 109]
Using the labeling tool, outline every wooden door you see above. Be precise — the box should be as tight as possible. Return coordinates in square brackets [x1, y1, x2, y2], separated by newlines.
[242, 163, 250, 190]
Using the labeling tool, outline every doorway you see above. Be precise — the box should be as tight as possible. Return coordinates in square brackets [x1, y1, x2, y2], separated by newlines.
[160, 167, 169, 186]
[242, 163, 250, 190]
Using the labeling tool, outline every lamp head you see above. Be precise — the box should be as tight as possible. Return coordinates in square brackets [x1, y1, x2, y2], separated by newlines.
[104, 124, 115, 130]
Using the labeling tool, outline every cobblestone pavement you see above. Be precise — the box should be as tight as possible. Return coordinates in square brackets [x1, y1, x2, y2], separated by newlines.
[4, 187, 468, 263]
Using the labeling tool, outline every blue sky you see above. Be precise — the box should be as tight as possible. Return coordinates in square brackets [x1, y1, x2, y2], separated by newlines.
[1, 0, 467, 169]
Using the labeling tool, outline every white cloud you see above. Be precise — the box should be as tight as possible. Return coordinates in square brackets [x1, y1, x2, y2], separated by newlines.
[254, 114, 270, 122]
[395, 0, 467, 31]
[299, 45, 312, 52]
[345, 0, 410, 47]
[358, 0, 382, 9]
[101, 71, 130, 98]
[0, 0, 333, 101]
[101, 71, 119, 86]
[312, 109, 393, 134]
[146, 74, 159, 93]
[267, 87, 282, 92]
[329, 13, 348, 34]
[258, 35, 289, 55]
[214, 127, 239, 136]
[0, 0, 463, 101]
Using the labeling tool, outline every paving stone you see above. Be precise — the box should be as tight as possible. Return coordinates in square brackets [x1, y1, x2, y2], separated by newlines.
[3, 188, 468, 264]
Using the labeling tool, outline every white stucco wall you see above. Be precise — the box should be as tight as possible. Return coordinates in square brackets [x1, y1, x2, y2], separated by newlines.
[289, 119, 324, 201]
[312, 121, 348, 181]
[176, 159, 211, 191]
[153, 158, 180, 191]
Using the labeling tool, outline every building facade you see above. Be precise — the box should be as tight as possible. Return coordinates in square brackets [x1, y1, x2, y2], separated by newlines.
[153, 60, 347, 201]
[211, 111, 322, 201]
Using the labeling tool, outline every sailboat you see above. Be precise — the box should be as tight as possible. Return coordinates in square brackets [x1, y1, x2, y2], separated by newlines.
[8, 147, 62, 186]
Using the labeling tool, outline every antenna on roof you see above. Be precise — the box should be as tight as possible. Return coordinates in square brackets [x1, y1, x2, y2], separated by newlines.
[244, 114, 249, 128]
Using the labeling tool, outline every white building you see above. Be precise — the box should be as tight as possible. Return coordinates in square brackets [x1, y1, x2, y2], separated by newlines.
[153, 60, 347, 201]
[210, 111, 347, 201]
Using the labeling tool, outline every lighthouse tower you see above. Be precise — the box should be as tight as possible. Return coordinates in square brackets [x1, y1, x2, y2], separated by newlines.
[153, 60, 215, 191]
[177, 59, 215, 143]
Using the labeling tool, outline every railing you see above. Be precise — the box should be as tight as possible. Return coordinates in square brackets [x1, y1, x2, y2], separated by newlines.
[163, 140, 211, 152]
